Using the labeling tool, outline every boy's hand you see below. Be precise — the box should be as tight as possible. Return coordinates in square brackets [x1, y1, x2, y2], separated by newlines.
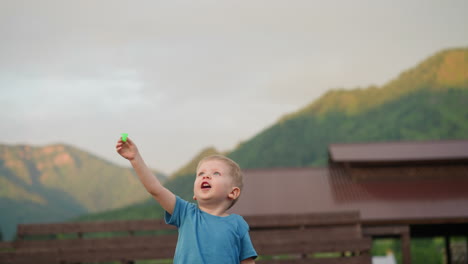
[116, 137, 138, 161]
[115, 136, 176, 214]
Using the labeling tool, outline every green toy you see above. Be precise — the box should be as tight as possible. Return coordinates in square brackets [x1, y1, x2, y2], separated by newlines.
[121, 133, 128, 142]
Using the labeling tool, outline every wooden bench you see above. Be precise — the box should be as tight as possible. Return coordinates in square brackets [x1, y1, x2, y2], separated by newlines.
[0, 219, 177, 264]
[0, 241, 14, 253]
[248, 211, 372, 263]
[0, 211, 371, 264]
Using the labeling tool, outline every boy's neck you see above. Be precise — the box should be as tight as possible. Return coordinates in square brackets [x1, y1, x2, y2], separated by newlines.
[198, 202, 230, 217]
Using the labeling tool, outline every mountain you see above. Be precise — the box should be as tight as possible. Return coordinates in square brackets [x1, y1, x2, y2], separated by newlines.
[288, 47, 468, 118]
[170, 147, 222, 180]
[0, 143, 167, 240]
[228, 47, 468, 168]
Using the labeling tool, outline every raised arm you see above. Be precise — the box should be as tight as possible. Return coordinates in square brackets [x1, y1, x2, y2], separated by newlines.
[116, 137, 176, 214]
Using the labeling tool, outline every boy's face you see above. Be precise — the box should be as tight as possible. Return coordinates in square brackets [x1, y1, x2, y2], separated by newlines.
[193, 159, 236, 205]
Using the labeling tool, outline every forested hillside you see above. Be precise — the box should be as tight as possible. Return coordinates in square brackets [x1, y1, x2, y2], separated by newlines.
[230, 88, 468, 168]
[0, 144, 166, 240]
[229, 48, 468, 168]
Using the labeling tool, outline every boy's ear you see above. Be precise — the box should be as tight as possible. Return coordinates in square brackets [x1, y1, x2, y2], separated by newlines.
[193, 195, 197, 201]
[228, 187, 241, 200]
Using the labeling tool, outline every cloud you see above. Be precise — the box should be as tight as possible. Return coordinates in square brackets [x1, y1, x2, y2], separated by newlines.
[1, 0, 468, 173]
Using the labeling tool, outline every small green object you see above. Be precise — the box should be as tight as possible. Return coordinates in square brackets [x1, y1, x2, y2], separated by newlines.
[121, 133, 128, 142]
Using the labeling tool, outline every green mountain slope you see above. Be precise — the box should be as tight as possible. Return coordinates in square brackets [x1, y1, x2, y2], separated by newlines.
[47, 47, 468, 228]
[229, 88, 468, 169]
[0, 144, 167, 240]
[230, 48, 468, 168]
[287, 47, 468, 118]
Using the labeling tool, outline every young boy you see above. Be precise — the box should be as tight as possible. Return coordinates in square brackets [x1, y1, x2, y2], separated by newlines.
[116, 137, 257, 263]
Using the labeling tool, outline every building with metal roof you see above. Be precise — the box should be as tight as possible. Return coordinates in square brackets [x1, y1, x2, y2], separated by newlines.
[230, 140, 468, 264]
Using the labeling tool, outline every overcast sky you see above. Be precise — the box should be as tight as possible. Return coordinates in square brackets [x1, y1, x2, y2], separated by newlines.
[1, 0, 467, 174]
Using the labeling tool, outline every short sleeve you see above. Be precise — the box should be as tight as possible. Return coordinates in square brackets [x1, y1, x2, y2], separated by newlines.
[164, 196, 188, 228]
[238, 218, 257, 262]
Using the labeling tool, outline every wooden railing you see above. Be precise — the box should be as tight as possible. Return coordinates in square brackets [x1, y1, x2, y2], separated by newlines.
[0, 211, 371, 264]
[248, 211, 372, 264]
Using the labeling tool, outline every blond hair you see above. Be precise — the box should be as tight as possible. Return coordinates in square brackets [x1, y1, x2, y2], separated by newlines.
[197, 155, 243, 209]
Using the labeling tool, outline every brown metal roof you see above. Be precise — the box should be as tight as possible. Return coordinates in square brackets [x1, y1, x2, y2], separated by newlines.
[329, 140, 468, 163]
[230, 166, 468, 224]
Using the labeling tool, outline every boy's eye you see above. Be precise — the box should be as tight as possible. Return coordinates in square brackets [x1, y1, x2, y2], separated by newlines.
[213, 172, 221, 176]
[197, 172, 204, 177]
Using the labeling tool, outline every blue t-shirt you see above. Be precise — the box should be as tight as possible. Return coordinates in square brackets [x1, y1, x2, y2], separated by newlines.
[165, 196, 257, 264]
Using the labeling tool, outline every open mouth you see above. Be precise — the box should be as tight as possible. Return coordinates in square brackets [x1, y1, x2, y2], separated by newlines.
[201, 181, 212, 189]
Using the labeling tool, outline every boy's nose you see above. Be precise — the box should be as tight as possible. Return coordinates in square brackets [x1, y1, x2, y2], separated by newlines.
[203, 174, 212, 179]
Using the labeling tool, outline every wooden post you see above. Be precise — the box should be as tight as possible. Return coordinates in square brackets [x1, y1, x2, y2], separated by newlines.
[445, 235, 452, 264]
[300, 224, 307, 259]
[401, 229, 411, 264]
[465, 236, 468, 264]
[363, 225, 411, 264]
[77, 232, 83, 264]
